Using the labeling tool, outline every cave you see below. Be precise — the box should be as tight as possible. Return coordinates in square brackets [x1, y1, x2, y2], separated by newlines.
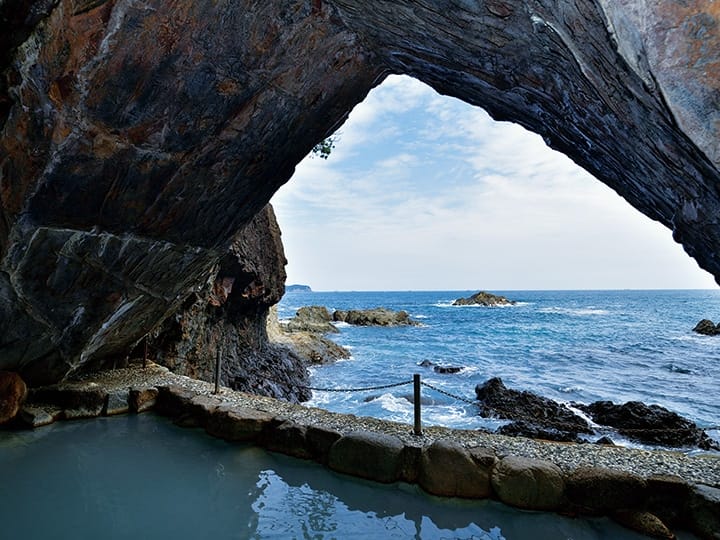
[0, 0, 718, 385]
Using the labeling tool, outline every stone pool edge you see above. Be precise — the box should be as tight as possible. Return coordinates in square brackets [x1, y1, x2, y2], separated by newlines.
[10, 362, 720, 540]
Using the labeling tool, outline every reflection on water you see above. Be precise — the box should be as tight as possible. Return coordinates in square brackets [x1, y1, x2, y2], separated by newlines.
[0, 414, 658, 539]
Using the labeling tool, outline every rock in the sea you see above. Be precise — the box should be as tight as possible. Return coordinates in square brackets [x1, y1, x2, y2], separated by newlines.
[453, 291, 515, 306]
[475, 377, 592, 442]
[285, 306, 339, 334]
[418, 360, 464, 374]
[692, 319, 720, 336]
[332, 308, 419, 326]
[578, 400, 719, 450]
[267, 306, 351, 365]
[0, 371, 27, 424]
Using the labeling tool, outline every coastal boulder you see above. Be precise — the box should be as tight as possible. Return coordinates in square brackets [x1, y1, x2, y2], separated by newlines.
[578, 400, 719, 450]
[453, 291, 515, 307]
[566, 466, 647, 513]
[692, 319, 720, 336]
[687, 484, 720, 540]
[333, 308, 418, 326]
[475, 378, 592, 442]
[0, 371, 27, 424]
[328, 431, 405, 483]
[490, 456, 565, 511]
[418, 440, 495, 498]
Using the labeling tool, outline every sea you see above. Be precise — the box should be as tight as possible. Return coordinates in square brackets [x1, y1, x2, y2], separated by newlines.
[278, 289, 720, 450]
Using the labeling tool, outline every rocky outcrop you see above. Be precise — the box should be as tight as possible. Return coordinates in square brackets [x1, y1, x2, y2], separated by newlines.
[1, 1, 720, 383]
[578, 400, 720, 450]
[475, 377, 593, 442]
[285, 306, 339, 334]
[453, 291, 515, 307]
[268, 306, 351, 365]
[693, 319, 720, 336]
[477, 378, 719, 450]
[145, 205, 311, 403]
[333, 308, 419, 326]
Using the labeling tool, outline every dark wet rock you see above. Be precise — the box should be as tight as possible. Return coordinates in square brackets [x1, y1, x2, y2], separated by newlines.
[693, 319, 720, 336]
[0, 371, 27, 425]
[453, 291, 515, 307]
[333, 308, 419, 326]
[475, 377, 592, 442]
[418, 360, 464, 374]
[498, 420, 584, 443]
[594, 436, 616, 446]
[578, 400, 720, 450]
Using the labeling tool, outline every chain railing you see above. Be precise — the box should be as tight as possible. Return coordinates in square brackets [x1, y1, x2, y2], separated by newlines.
[140, 337, 720, 443]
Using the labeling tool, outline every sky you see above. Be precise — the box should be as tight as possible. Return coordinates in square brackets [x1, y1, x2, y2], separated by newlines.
[270, 75, 717, 292]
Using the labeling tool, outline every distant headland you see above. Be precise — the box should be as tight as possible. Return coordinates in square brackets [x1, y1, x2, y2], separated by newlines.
[286, 284, 312, 292]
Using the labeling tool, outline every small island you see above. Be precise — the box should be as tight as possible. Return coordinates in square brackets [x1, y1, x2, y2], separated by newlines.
[453, 290, 515, 306]
[285, 284, 312, 292]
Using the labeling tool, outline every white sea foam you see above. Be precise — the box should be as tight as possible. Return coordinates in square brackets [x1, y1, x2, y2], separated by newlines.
[373, 393, 413, 414]
[333, 321, 351, 328]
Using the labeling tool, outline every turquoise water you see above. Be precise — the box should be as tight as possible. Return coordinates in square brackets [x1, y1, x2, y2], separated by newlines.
[278, 290, 720, 447]
[0, 414, 664, 539]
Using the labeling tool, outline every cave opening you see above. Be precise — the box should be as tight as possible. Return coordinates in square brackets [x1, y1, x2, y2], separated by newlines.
[272, 75, 715, 293]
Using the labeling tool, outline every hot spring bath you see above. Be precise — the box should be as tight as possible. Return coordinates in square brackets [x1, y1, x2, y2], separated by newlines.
[0, 414, 671, 540]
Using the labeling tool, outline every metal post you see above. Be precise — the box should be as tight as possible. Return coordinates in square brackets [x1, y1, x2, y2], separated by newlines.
[214, 349, 221, 394]
[413, 373, 422, 436]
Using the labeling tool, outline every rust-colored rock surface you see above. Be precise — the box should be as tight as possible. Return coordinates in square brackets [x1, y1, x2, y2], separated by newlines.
[0, 371, 28, 424]
[1, 1, 719, 385]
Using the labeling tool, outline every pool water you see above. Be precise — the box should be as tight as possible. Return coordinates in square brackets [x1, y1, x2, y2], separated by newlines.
[0, 414, 689, 539]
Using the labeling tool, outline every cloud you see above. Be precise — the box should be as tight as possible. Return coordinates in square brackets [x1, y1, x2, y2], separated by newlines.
[271, 75, 716, 291]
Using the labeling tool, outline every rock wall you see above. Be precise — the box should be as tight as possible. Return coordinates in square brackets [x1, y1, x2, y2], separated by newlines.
[146, 205, 311, 403]
[1, 1, 719, 384]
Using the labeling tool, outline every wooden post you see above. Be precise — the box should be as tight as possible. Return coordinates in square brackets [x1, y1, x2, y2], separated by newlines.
[413, 373, 422, 436]
[143, 337, 148, 368]
[214, 349, 221, 395]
